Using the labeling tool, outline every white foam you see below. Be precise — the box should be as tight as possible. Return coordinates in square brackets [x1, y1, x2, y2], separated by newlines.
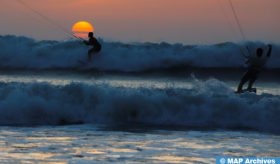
[0, 79, 279, 133]
[0, 35, 279, 72]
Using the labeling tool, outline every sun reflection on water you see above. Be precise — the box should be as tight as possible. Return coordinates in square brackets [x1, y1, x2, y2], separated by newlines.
[0, 126, 279, 163]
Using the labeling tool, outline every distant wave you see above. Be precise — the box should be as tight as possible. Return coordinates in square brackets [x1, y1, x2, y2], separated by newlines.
[0, 35, 279, 72]
[0, 79, 279, 133]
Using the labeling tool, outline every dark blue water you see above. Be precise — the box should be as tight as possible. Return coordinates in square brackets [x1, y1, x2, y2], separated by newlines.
[0, 72, 279, 163]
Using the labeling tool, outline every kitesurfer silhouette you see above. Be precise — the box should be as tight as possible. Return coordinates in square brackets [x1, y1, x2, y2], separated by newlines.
[83, 32, 102, 61]
[237, 44, 272, 93]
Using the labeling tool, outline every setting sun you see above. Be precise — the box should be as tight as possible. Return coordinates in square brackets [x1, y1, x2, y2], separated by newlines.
[72, 21, 94, 38]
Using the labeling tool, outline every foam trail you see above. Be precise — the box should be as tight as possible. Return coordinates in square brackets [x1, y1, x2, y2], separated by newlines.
[0, 35, 279, 72]
[0, 79, 279, 133]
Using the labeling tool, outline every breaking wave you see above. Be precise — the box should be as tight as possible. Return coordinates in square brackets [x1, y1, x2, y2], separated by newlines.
[0, 35, 279, 72]
[0, 79, 279, 133]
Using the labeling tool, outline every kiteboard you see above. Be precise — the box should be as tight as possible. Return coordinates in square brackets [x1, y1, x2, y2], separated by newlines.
[235, 88, 257, 94]
[77, 59, 92, 70]
[77, 59, 88, 65]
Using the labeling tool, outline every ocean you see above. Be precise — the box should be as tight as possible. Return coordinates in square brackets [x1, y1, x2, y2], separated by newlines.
[0, 35, 279, 163]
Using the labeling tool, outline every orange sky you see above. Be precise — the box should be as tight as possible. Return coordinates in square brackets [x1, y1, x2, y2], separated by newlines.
[0, 0, 279, 44]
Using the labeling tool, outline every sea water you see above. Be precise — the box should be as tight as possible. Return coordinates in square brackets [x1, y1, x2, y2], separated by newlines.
[0, 72, 279, 163]
[0, 126, 279, 163]
[0, 35, 279, 163]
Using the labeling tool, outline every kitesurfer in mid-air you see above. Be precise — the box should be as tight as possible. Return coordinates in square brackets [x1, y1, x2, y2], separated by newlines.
[84, 32, 102, 61]
[236, 44, 272, 93]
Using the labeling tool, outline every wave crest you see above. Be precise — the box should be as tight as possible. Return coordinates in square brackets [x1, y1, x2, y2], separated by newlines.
[0, 79, 279, 133]
[0, 35, 279, 72]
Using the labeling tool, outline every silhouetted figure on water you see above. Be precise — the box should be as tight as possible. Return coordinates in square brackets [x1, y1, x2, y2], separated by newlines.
[84, 32, 102, 61]
[237, 44, 272, 93]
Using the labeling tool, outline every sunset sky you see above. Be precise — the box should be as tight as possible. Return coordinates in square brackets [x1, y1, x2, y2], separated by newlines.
[0, 0, 279, 44]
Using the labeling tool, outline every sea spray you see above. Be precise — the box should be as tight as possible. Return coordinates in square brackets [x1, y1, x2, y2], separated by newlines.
[0, 35, 279, 72]
[0, 79, 279, 133]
